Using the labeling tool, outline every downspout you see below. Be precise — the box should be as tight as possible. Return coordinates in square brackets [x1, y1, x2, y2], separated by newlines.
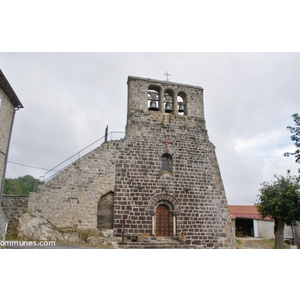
[0, 107, 18, 206]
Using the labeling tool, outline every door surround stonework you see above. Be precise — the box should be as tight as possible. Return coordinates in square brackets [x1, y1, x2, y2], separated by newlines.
[146, 193, 180, 216]
[146, 193, 180, 237]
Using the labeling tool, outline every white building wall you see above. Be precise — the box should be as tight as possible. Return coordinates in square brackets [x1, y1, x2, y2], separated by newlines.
[284, 224, 293, 239]
[257, 220, 274, 238]
[257, 219, 293, 239]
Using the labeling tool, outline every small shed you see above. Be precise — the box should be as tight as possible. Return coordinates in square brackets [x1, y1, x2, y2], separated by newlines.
[228, 205, 293, 239]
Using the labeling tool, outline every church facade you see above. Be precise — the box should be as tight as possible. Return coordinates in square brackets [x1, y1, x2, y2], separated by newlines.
[24, 76, 236, 248]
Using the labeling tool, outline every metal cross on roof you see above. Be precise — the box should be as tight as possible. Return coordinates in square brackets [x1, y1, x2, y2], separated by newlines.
[164, 71, 171, 81]
[161, 135, 173, 153]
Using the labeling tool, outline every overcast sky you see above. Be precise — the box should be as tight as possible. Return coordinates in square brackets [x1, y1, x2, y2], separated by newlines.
[1, 52, 299, 205]
[2, 3, 300, 292]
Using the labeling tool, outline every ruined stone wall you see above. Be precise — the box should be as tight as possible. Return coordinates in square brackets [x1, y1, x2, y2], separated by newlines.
[1, 195, 28, 226]
[113, 77, 236, 248]
[27, 140, 120, 230]
[0, 89, 15, 196]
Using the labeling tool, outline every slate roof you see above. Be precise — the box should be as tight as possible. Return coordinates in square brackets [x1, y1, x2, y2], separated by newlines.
[0, 69, 23, 109]
[228, 205, 272, 220]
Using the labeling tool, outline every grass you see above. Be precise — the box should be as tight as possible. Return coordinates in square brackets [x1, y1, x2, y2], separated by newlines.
[236, 238, 273, 249]
[262, 239, 275, 249]
[5, 223, 19, 240]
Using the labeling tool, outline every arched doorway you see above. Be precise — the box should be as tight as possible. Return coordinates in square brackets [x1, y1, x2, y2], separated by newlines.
[156, 204, 170, 237]
[97, 192, 114, 229]
[147, 193, 180, 237]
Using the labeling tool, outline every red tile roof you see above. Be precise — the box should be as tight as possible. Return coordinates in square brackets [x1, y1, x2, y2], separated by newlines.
[228, 205, 272, 220]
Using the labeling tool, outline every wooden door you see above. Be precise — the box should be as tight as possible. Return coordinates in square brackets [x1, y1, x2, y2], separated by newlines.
[156, 204, 170, 237]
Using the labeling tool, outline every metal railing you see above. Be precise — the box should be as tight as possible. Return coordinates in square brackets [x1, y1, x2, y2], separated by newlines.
[41, 131, 125, 182]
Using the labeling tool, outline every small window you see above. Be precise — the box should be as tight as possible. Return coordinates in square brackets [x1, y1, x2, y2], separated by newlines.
[162, 153, 172, 172]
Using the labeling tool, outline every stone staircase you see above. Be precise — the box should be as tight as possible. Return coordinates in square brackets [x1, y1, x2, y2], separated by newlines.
[117, 237, 199, 249]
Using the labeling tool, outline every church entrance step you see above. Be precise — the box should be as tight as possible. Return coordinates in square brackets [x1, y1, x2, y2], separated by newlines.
[118, 242, 198, 249]
[117, 238, 199, 249]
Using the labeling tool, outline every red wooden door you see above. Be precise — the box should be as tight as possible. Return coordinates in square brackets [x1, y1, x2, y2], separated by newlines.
[156, 204, 170, 237]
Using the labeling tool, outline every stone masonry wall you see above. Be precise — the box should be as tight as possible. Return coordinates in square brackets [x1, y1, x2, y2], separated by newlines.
[126, 76, 205, 120]
[27, 140, 120, 230]
[113, 77, 236, 248]
[0, 88, 15, 196]
[1, 195, 28, 226]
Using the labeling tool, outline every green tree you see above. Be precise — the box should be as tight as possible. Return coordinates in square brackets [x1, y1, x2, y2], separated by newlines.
[285, 113, 300, 173]
[3, 175, 43, 195]
[255, 171, 300, 249]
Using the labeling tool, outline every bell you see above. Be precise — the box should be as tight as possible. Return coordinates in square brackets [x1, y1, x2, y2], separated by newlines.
[149, 100, 159, 111]
[178, 103, 185, 113]
[165, 102, 173, 113]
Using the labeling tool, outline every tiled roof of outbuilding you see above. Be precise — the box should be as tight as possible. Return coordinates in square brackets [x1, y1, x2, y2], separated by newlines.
[228, 205, 272, 220]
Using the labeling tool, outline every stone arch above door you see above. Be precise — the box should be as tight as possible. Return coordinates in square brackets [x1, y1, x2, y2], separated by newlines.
[146, 193, 180, 215]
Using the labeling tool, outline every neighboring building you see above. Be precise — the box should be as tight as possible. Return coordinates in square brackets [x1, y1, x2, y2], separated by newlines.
[20, 76, 236, 248]
[0, 69, 23, 239]
[229, 205, 293, 239]
[0, 69, 23, 203]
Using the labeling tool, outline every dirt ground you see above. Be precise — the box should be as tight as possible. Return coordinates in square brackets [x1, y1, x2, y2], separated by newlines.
[236, 237, 295, 249]
[236, 237, 274, 249]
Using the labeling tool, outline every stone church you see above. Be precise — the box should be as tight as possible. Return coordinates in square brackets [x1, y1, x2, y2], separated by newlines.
[20, 76, 236, 248]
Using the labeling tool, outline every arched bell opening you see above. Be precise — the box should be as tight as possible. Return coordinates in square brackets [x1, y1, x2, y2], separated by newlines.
[177, 91, 187, 115]
[148, 85, 161, 111]
[164, 89, 174, 113]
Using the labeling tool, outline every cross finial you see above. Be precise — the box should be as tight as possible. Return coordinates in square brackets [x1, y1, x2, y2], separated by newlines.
[164, 71, 171, 81]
